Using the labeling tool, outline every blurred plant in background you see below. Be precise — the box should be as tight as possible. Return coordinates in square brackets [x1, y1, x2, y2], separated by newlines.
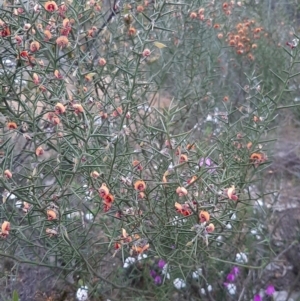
[1, 0, 300, 300]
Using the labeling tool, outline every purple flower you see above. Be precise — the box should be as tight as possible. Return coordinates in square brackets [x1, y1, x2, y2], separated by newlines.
[226, 273, 235, 282]
[199, 157, 216, 173]
[199, 157, 213, 167]
[231, 266, 240, 276]
[154, 275, 162, 285]
[158, 259, 166, 269]
[265, 284, 275, 296]
[150, 270, 156, 278]
[253, 295, 262, 301]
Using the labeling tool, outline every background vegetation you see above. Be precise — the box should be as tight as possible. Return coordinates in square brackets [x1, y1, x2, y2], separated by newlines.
[1, 0, 300, 300]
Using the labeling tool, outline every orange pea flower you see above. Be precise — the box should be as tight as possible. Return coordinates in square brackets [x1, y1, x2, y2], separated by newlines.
[73, 104, 84, 114]
[179, 154, 188, 163]
[187, 175, 197, 184]
[98, 183, 109, 198]
[90, 171, 100, 178]
[175, 202, 192, 216]
[56, 36, 69, 48]
[30, 41, 40, 52]
[44, 1, 58, 12]
[250, 152, 267, 167]
[128, 27, 137, 36]
[4, 169, 12, 179]
[54, 70, 63, 79]
[47, 209, 57, 220]
[199, 210, 210, 223]
[0, 221, 10, 238]
[32, 73, 40, 85]
[7, 122, 17, 130]
[44, 30, 52, 41]
[190, 12, 197, 19]
[138, 192, 145, 199]
[55, 102, 66, 114]
[134, 180, 146, 191]
[103, 202, 112, 212]
[206, 223, 215, 233]
[104, 193, 114, 204]
[176, 186, 188, 197]
[98, 58, 106, 66]
[132, 160, 143, 171]
[227, 185, 238, 201]
[35, 146, 44, 156]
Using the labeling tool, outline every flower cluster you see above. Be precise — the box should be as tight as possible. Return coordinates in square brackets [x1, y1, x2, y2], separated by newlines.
[149, 259, 169, 285]
[253, 284, 275, 301]
[223, 266, 240, 295]
[226, 19, 264, 58]
[98, 183, 114, 212]
[114, 228, 149, 255]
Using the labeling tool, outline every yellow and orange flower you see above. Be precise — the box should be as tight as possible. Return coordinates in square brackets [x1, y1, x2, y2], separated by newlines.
[90, 171, 100, 178]
[179, 154, 188, 163]
[134, 180, 146, 191]
[35, 146, 44, 156]
[4, 169, 12, 179]
[227, 185, 238, 201]
[47, 209, 57, 220]
[175, 202, 192, 216]
[206, 223, 215, 233]
[56, 36, 69, 48]
[0, 221, 10, 238]
[7, 122, 17, 130]
[55, 102, 66, 114]
[250, 152, 266, 166]
[199, 210, 210, 223]
[104, 193, 114, 204]
[44, 30, 52, 41]
[54, 69, 62, 79]
[73, 104, 84, 114]
[98, 183, 109, 198]
[30, 41, 40, 52]
[128, 27, 137, 36]
[98, 58, 106, 66]
[132, 160, 143, 171]
[176, 186, 188, 197]
[44, 1, 58, 12]
[32, 73, 40, 85]
[187, 175, 197, 184]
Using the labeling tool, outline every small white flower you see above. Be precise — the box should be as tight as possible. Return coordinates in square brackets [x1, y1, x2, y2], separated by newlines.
[171, 216, 187, 226]
[192, 268, 202, 279]
[85, 213, 93, 221]
[15, 200, 22, 208]
[200, 284, 212, 295]
[66, 211, 81, 219]
[173, 278, 186, 289]
[206, 114, 213, 121]
[235, 252, 248, 263]
[123, 257, 136, 268]
[8, 193, 16, 200]
[76, 286, 88, 301]
[292, 38, 299, 47]
[230, 213, 237, 220]
[162, 264, 170, 279]
[137, 253, 148, 261]
[226, 283, 236, 295]
[226, 223, 232, 229]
